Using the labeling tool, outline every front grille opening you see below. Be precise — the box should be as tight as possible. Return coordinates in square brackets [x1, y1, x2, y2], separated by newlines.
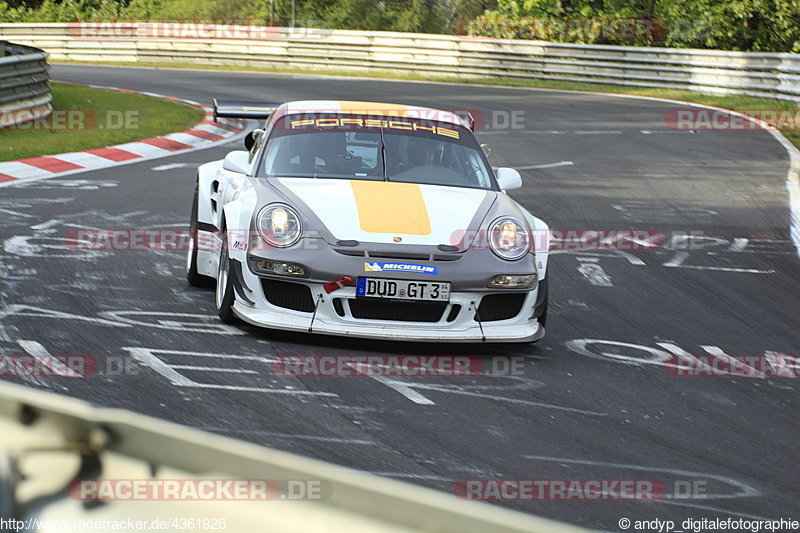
[366, 251, 431, 260]
[261, 279, 315, 313]
[332, 298, 345, 317]
[476, 293, 526, 322]
[446, 304, 461, 322]
[348, 299, 446, 322]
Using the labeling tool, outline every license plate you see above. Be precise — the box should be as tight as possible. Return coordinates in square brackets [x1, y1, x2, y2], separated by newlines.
[356, 277, 450, 302]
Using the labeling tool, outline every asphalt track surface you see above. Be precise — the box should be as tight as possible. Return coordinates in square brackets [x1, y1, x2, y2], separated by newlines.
[1, 65, 799, 531]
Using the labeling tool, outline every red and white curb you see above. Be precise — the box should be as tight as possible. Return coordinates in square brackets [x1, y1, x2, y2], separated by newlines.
[0, 83, 246, 186]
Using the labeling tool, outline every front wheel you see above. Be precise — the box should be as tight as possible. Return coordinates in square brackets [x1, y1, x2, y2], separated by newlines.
[215, 230, 238, 323]
[187, 183, 214, 288]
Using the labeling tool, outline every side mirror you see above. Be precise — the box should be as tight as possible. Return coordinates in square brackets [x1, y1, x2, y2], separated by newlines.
[480, 144, 491, 158]
[244, 128, 265, 151]
[495, 167, 522, 191]
[222, 151, 251, 175]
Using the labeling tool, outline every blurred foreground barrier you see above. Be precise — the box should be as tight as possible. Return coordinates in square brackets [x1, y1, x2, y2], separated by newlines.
[0, 39, 51, 127]
[1, 22, 798, 102]
[0, 381, 587, 532]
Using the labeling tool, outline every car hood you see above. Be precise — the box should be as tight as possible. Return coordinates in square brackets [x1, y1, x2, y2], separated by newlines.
[274, 178, 495, 246]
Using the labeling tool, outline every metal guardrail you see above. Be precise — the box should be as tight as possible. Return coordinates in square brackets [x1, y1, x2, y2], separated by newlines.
[3, 23, 800, 103]
[0, 23, 799, 102]
[0, 39, 52, 127]
[0, 381, 588, 532]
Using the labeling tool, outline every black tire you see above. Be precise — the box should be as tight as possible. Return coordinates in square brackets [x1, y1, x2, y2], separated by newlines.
[186, 183, 214, 288]
[215, 228, 238, 324]
[530, 277, 548, 343]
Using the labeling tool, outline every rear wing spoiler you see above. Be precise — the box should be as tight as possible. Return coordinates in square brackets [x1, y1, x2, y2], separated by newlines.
[212, 98, 282, 121]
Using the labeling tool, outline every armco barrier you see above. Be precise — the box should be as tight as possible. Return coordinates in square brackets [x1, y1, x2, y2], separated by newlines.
[0, 381, 589, 532]
[0, 22, 798, 102]
[0, 39, 52, 127]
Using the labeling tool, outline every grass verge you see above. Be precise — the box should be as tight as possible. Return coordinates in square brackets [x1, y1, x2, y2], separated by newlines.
[54, 60, 800, 150]
[1, 82, 205, 161]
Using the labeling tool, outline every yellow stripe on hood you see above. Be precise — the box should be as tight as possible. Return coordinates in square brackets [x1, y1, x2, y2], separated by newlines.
[338, 101, 410, 117]
[350, 181, 432, 235]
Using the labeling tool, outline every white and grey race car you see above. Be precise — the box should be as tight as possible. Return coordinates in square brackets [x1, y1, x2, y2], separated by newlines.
[186, 100, 549, 343]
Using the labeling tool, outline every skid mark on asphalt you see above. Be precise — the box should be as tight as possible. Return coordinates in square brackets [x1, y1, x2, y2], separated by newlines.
[381, 377, 606, 416]
[100, 311, 244, 335]
[13, 178, 119, 190]
[195, 426, 376, 445]
[522, 456, 767, 520]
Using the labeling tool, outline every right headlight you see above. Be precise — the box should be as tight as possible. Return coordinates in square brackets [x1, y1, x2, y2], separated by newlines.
[256, 204, 302, 248]
[488, 217, 530, 260]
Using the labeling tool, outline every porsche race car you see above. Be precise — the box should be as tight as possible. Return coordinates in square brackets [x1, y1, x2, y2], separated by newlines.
[186, 100, 549, 343]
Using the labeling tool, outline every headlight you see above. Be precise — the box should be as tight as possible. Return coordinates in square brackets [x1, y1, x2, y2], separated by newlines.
[256, 204, 302, 247]
[488, 217, 530, 260]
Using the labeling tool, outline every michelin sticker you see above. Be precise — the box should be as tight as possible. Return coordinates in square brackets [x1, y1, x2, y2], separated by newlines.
[364, 262, 438, 275]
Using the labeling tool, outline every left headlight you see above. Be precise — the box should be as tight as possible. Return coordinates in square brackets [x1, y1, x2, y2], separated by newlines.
[256, 204, 302, 248]
[488, 217, 530, 260]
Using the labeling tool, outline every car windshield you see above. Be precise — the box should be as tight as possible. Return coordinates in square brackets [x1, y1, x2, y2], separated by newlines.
[258, 114, 496, 189]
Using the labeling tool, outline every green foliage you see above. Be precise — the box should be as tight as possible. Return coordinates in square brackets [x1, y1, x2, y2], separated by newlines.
[469, 0, 800, 51]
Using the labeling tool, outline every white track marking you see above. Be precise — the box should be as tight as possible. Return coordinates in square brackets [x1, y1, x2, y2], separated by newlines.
[99, 311, 245, 335]
[347, 362, 435, 405]
[550, 250, 645, 265]
[369, 376, 436, 405]
[516, 161, 574, 170]
[727, 238, 749, 252]
[700, 345, 767, 378]
[577, 257, 613, 287]
[574, 130, 622, 134]
[30, 219, 62, 230]
[669, 264, 774, 274]
[641, 129, 697, 135]
[656, 342, 716, 373]
[0, 305, 131, 328]
[764, 351, 800, 377]
[662, 252, 688, 267]
[18, 340, 81, 377]
[124, 347, 337, 396]
[152, 163, 194, 171]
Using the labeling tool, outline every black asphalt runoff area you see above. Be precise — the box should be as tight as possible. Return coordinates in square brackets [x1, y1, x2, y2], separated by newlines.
[0, 65, 797, 530]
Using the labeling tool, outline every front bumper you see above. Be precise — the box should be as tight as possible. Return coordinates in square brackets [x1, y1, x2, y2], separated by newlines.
[230, 281, 545, 343]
